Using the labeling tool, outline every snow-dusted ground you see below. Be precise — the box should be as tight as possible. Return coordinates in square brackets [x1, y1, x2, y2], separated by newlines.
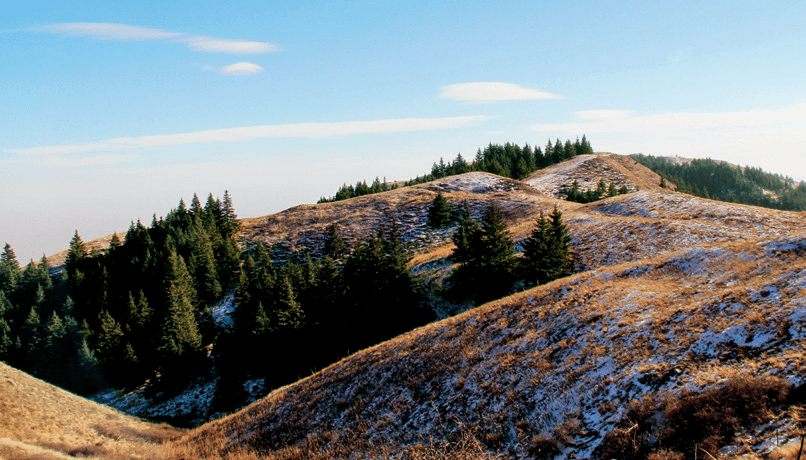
[188, 230, 806, 459]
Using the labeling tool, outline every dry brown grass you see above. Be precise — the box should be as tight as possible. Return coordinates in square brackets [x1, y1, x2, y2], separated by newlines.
[0, 363, 184, 459]
[172, 227, 806, 459]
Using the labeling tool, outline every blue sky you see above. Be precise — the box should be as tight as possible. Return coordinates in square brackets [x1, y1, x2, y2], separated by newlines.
[2, 0, 806, 263]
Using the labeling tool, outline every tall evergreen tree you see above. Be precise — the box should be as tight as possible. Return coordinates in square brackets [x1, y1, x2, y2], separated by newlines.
[521, 211, 553, 286]
[276, 277, 305, 331]
[158, 283, 202, 365]
[450, 204, 516, 303]
[546, 206, 573, 280]
[427, 192, 454, 228]
[0, 243, 21, 294]
[323, 223, 346, 259]
[451, 205, 480, 265]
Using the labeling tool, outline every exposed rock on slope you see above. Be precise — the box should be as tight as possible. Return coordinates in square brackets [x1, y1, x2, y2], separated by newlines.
[0, 363, 182, 459]
[177, 230, 806, 459]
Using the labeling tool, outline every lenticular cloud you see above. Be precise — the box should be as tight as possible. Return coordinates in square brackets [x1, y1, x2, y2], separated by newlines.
[219, 62, 264, 75]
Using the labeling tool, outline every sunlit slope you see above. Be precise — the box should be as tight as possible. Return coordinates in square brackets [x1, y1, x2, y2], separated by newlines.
[0, 363, 182, 459]
[176, 230, 806, 459]
[241, 153, 806, 274]
[523, 152, 667, 197]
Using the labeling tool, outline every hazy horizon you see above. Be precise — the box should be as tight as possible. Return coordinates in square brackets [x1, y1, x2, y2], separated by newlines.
[3, 0, 805, 263]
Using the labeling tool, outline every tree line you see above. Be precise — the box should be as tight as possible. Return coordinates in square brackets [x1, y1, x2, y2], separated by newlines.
[561, 179, 630, 203]
[1, 189, 574, 420]
[0, 192, 241, 394]
[320, 136, 595, 203]
[317, 177, 398, 204]
[633, 154, 806, 211]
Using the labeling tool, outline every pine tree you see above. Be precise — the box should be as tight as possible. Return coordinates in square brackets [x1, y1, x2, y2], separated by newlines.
[95, 310, 124, 363]
[0, 317, 12, 359]
[0, 243, 21, 294]
[596, 179, 608, 198]
[521, 211, 552, 285]
[427, 192, 453, 228]
[159, 283, 202, 362]
[477, 205, 516, 276]
[0, 290, 14, 323]
[220, 190, 240, 238]
[451, 205, 481, 265]
[109, 232, 122, 251]
[252, 302, 273, 336]
[22, 306, 44, 374]
[608, 182, 618, 197]
[450, 204, 516, 303]
[66, 231, 88, 269]
[276, 277, 305, 331]
[521, 206, 573, 286]
[546, 206, 572, 281]
[323, 223, 346, 259]
[190, 228, 222, 306]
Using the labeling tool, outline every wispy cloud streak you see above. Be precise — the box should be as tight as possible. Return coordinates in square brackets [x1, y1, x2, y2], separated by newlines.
[38, 22, 279, 54]
[7, 116, 490, 156]
[441, 82, 562, 103]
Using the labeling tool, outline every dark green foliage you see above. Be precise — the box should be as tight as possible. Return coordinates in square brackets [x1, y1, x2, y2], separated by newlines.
[323, 223, 346, 259]
[427, 192, 454, 228]
[449, 204, 517, 304]
[521, 207, 572, 286]
[449, 204, 574, 304]
[634, 154, 806, 211]
[322, 137, 593, 202]
[342, 224, 422, 336]
[318, 177, 398, 203]
[1, 192, 240, 394]
[0, 243, 21, 294]
[562, 179, 629, 203]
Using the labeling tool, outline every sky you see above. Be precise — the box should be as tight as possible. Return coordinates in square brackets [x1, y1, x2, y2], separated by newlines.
[2, 0, 806, 263]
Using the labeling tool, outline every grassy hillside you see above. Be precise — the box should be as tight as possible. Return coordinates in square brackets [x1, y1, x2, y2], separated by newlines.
[0, 362, 183, 459]
[174, 229, 806, 459]
[167, 154, 806, 460]
[12, 152, 806, 459]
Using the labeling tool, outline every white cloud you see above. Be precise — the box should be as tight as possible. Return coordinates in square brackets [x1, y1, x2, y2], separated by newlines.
[40, 23, 181, 41]
[39, 22, 279, 54]
[179, 36, 279, 54]
[532, 103, 806, 180]
[440, 82, 562, 103]
[218, 62, 264, 75]
[6, 116, 490, 156]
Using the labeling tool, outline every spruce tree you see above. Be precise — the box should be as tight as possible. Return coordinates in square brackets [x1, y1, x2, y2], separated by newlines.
[0, 317, 12, 360]
[66, 231, 88, 269]
[451, 205, 481, 265]
[95, 310, 124, 364]
[0, 243, 20, 294]
[450, 204, 516, 303]
[521, 211, 552, 286]
[427, 192, 454, 228]
[159, 283, 202, 364]
[276, 277, 305, 331]
[522, 206, 573, 286]
[323, 223, 346, 259]
[22, 306, 44, 374]
[546, 206, 572, 281]
[221, 190, 240, 238]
